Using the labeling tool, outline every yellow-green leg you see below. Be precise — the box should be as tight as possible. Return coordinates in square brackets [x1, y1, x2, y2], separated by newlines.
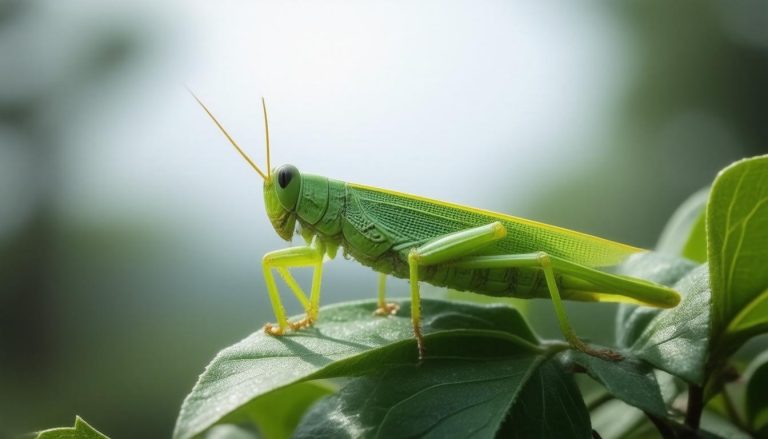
[262, 244, 324, 335]
[451, 253, 623, 360]
[374, 273, 400, 316]
[407, 222, 620, 361]
[407, 222, 508, 359]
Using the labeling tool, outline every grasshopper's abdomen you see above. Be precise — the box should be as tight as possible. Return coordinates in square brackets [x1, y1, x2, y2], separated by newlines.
[425, 264, 544, 298]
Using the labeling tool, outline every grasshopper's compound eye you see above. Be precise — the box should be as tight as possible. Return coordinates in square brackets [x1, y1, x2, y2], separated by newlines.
[278, 166, 293, 188]
[274, 164, 301, 210]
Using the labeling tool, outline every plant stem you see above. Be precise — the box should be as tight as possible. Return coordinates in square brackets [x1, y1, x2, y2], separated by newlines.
[685, 384, 704, 431]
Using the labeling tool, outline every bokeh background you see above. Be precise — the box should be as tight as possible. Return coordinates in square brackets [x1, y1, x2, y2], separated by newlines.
[1, 0, 766, 437]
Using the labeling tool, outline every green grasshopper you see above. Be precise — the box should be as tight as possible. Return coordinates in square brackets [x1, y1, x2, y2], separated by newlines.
[191, 94, 680, 359]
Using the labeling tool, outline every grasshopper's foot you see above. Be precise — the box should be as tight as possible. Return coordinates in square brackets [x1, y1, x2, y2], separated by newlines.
[590, 348, 623, 362]
[415, 326, 426, 361]
[263, 323, 286, 336]
[569, 335, 623, 362]
[289, 315, 315, 331]
[374, 302, 400, 316]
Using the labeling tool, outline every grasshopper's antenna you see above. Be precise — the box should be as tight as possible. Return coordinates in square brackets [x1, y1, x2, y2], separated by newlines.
[261, 97, 271, 178]
[187, 87, 268, 181]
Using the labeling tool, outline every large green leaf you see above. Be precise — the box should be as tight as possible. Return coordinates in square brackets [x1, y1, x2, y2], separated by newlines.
[630, 265, 711, 384]
[656, 187, 709, 263]
[35, 417, 108, 439]
[173, 299, 540, 439]
[294, 347, 590, 439]
[708, 155, 768, 352]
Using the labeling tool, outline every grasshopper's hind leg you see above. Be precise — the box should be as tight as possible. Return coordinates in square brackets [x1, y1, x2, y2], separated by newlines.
[407, 223, 622, 360]
[451, 253, 623, 361]
[262, 243, 325, 335]
[374, 273, 400, 316]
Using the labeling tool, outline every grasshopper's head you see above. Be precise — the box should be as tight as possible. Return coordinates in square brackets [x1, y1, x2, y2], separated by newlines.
[189, 92, 299, 241]
[263, 164, 301, 241]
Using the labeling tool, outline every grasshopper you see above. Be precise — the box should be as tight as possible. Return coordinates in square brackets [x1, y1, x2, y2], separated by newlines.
[191, 93, 680, 359]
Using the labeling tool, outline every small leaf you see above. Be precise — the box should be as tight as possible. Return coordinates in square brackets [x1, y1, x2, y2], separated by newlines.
[745, 351, 768, 433]
[567, 351, 666, 417]
[35, 416, 108, 439]
[656, 187, 709, 263]
[723, 288, 768, 346]
[630, 265, 711, 384]
[173, 299, 538, 439]
[708, 155, 768, 351]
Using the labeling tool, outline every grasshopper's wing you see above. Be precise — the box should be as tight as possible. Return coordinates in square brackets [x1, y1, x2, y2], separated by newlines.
[347, 183, 643, 268]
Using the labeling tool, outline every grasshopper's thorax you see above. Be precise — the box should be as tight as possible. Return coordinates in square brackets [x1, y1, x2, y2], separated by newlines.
[264, 164, 344, 243]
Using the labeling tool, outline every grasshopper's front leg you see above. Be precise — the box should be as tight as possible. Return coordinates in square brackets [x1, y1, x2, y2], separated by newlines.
[262, 241, 325, 335]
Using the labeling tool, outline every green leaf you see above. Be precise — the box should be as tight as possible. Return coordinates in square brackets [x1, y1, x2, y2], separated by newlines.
[657, 187, 709, 263]
[173, 299, 539, 439]
[630, 265, 711, 384]
[294, 349, 590, 439]
[613, 252, 698, 349]
[295, 340, 542, 438]
[708, 155, 768, 351]
[499, 360, 591, 439]
[567, 351, 666, 417]
[745, 351, 768, 433]
[35, 416, 108, 439]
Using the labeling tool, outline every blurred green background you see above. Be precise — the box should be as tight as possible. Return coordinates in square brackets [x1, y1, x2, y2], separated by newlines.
[1, 0, 766, 437]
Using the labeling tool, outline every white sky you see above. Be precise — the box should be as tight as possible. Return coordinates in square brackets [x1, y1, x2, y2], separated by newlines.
[3, 0, 632, 280]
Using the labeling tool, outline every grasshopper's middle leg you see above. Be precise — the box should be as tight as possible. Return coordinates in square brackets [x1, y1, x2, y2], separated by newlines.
[407, 222, 508, 358]
[374, 273, 400, 316]
[262, 243, 324, 335]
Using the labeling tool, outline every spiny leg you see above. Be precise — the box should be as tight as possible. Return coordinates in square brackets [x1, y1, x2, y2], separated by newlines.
[374, 273, 400, 316]
[407, 222, 508, 359]
[451, 253, 623, 361]
[262, 244, 324, 335]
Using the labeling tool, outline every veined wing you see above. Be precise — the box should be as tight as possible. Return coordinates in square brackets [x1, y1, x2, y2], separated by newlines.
[347, 183, 643, 268]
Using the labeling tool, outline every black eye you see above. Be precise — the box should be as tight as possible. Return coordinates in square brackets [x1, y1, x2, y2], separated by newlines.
[278, 167, 293, 188]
